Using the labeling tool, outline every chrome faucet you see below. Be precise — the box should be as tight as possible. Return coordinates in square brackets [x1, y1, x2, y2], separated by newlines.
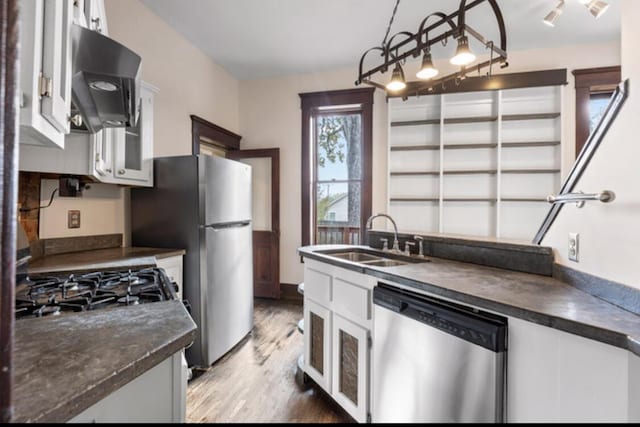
[365, 213, 400, 253]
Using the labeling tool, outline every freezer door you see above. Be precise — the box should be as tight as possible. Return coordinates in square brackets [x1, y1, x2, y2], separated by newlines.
[201, 222, 254, 365]
[199, 155, 252, 225]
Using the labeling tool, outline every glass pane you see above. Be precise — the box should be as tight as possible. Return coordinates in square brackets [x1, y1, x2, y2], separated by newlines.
[316, 114, 362, 181]
[310, 312, 324, 375]
[589, 92, 613, 134]
[125, 117, 142, 171]
[315, 182, 361, 245]
[339, 330, 359, 405]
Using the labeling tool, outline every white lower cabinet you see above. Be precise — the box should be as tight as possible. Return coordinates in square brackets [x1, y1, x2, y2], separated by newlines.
[155, 255, 184, 300]
[302, 259, 373, 423]
[68, 351, 187, 423]
[507, 317, 636, 423]
[331, 314, 369, 423]
[303, 298, 332, 393]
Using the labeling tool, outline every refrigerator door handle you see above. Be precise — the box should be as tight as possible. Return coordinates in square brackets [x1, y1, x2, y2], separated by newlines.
[203, 220, 251, 231]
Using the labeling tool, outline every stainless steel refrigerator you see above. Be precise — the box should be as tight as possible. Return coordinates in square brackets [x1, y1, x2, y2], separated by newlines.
[131, 155, 253, 368]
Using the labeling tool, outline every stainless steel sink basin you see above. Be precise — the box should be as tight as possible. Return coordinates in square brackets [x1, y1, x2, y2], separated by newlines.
[329, 252, 382, 262]
[362, 259, 408, 267]
[317, 248, 429, 268]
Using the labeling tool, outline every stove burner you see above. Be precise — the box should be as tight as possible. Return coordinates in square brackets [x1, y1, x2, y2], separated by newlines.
[15, 267, 176, 319]
[117, 295, 140, 306]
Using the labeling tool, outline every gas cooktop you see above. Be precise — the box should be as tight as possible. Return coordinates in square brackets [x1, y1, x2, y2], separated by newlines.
[15, 267, 178, 319]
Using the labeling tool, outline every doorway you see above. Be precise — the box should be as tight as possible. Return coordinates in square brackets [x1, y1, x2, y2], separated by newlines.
[228, 149, 280, 299]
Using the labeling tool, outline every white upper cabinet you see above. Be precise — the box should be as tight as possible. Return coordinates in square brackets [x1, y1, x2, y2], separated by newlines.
[20, 82, 157, 188]
[20, 0, 76, 148]
[84, 0, 109, 35]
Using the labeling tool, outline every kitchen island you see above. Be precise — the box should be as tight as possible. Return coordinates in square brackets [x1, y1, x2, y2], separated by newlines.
[12, 300, 196, 423]
[298, 242, 640, 423]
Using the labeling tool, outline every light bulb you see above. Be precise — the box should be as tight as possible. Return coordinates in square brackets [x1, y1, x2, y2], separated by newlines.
[450, 35, 476, 66]
[543, 1, 564, 27]
[587, 0, 609, 19]
[386, 64, 406, 92]
[416, 50, 439, 80]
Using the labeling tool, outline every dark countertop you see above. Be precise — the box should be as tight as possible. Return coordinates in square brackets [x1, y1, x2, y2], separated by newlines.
[12, 300, 196, 423]
[28, 247, 186, 275]
[299, 244, 640, 357]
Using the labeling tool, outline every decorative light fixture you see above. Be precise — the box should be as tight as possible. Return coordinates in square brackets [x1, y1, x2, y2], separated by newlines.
[543, 1, 565, 27]
[355, 0, 508, 98]
[586, 0, 610, 18]
[543, 0, 609, 26]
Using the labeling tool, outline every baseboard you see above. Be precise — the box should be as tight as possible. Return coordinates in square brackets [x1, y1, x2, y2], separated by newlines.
[280, 283, 303, 304]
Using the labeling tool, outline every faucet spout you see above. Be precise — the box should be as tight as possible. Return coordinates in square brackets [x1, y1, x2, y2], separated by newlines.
[365, 213, 400, 253]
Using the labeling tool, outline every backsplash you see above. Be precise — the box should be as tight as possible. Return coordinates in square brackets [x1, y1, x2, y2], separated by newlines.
[18, 172, 41, 243]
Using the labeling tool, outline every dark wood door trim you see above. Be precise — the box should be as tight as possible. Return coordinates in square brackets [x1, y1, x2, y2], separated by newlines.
[191, 115, 242, 155]
[1, 0, 20, 421]
[572, 66, 621, 157]
[227, 148, 280, 298]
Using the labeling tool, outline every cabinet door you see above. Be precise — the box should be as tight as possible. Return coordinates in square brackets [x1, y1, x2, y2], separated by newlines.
[114, 85, 154, 185]
[84, 0, 109, 34]
[304, 298, 332, 393]
[332, 313, 369, 423]
[41, 0, 73, 134]
[92, 128, 115, 181]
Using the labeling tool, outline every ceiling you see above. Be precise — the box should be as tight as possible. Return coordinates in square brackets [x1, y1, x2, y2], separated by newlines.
[141, 0, 621, 80]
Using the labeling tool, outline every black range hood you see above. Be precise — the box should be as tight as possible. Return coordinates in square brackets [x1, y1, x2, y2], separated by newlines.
[70, 23, 141, 133]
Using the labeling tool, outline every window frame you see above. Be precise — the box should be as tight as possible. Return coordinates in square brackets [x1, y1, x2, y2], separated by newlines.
[299, 88, 375, 247]
[572, 66, 621, 158]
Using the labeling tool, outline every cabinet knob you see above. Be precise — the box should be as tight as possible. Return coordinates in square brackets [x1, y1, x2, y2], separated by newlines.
[118, 169, 125, 175]
[69, 114, 83, 128]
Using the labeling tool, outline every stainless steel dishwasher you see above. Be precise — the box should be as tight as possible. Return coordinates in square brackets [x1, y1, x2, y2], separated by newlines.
[372, 284, 507, 423]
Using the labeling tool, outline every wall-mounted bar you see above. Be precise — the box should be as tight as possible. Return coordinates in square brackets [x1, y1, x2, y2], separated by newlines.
[546, 190, 615, 208]
[533, 79, 629, 245]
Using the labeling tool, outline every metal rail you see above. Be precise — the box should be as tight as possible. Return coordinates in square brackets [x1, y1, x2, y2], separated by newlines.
[546, 190, 615, 208]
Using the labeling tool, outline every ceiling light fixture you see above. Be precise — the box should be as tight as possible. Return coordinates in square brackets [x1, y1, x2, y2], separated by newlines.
[543, 0, 609, 26]
[355, 0, 508, 98]
[416, 48, 439, 80]
[543, 1, 565, 27]
[586, 0, 610, 18]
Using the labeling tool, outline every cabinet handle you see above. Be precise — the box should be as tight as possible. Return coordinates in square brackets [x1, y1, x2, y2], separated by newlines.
[69, 114, 83, 128]
[91, 17, 101, 31]
[118, 169, 125, 175]
[105, 168, 112, 173]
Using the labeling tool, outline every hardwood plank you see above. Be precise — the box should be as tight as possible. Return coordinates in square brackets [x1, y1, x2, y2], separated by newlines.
[186, 300, 353, 423]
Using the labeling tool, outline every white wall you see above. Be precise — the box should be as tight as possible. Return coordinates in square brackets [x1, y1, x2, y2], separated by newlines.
[542, 0, 639, 289]
[239, 41, 619, 285]
[105, 0, 240, 156]
[35, 0, 241, 242]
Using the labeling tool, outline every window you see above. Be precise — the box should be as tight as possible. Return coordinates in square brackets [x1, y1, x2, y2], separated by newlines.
[573, 66, 621, 157]
[300, 88, 374, 246]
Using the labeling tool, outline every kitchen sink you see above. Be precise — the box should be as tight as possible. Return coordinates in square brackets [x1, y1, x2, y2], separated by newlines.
[362, 259, 409, 267]
[327, 252, 384, 263]
[317, 248, 429, 268]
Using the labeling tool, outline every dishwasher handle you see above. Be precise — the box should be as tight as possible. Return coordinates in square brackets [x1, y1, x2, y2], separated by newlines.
[374, 298, 408, 313]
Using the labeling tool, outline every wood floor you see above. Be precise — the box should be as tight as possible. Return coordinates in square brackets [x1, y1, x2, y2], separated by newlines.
[186, 299, 353, 423]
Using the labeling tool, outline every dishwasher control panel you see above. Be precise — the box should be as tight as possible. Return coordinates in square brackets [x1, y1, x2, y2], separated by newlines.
[373, 284, 507, 352]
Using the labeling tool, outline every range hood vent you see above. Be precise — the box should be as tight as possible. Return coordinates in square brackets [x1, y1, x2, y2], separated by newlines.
[70, 24, 141, 133]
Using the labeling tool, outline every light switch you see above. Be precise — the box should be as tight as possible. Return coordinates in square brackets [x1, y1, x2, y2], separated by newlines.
[68, 210, 81, 229]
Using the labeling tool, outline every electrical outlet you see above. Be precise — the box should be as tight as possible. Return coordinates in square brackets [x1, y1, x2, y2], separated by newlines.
[68, 210, 81, 229]
[568, 232, 579, 262]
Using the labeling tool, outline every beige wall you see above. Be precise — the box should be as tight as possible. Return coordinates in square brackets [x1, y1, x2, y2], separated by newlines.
[105, 0, 240, 156]
[36, 0, 241, 242]
[38, 179, 126, 239]
[239, 41, 620, 285]
[542, 0, 639, 288]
